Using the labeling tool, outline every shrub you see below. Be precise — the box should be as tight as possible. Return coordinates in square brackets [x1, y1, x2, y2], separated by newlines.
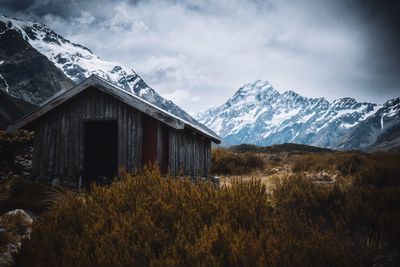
[334, 153, 364, 176]
[1, 212, 32, 236]
[0, 231, 14, 252]
[352, 154, 400, 188]
[291, 152, 373, 176]
[0, 130, 33, 143]
[346, 156, 400, 239]
[273, 174, 346, 225]
[13, 158, 400, 266]
[271, 170, 400, 266]
[0, 177, 50, 214]
[291, 154, 331, 173]
[14, 169, 272, 266]
[211, 148, 265, 175]
[0, 130, 33, 177]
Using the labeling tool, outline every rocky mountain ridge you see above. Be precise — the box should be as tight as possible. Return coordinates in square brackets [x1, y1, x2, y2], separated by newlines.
[197, 80, 399, 151]
[0, 14, 212, 135]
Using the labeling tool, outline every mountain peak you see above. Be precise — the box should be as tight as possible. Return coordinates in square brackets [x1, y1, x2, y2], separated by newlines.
[0, 13, 215, 138]
[196, 80, 398, 151]
[248, 79, 271, 87]
[237, 80, 277, 97]
[0, 14, 93, 55]
[241, 80, 274, 93]
[225, 80, 278, 108]
[332, 97, 356, 104]
[384, 97, 400, 106]
[282, 90, 300, 99]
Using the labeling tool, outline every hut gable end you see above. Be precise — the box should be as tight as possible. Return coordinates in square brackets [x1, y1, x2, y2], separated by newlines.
[8, 75, 219, 186]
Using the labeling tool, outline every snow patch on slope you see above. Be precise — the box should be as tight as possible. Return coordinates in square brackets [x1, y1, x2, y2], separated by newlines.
[0, 14, 218, 138]
[196, 81, 396, 150]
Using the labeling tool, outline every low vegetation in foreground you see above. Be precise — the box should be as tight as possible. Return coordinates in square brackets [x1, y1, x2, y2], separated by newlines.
[7, 147, 400, 267]
[1, 134, 399, 266]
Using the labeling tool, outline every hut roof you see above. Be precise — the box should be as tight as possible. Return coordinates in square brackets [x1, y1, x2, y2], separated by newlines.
[8, 75, 221, 143]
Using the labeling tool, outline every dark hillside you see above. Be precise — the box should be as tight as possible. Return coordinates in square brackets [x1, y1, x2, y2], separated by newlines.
[230, 143, 332, 154]
[0, 24, 74, 105]
[0, 90, 36, 129]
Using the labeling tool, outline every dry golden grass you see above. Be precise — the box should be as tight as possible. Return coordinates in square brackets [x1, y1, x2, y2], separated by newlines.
[7, 148, 400, 266]
[216, 148, 400, 188]
[219, 171, 290, 192]
[14, 161, 400, 266]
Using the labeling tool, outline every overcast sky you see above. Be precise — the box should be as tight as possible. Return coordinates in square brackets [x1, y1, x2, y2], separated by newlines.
[1, 0, 400, 113]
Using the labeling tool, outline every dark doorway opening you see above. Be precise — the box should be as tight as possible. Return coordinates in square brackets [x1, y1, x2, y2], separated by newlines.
[142, 115, 158, 168]
[83, 120, 118, 187]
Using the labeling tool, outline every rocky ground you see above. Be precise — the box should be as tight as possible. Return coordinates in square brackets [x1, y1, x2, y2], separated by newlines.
[0, 130, 33, 180]
[0, 209, 34, 266]
[0, 130, 35, 266]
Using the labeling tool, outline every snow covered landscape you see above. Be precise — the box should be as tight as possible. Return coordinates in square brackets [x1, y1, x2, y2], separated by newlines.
[1, 14, 399, 152]
[196, 80, 400, 151]
[0, 14, 211, 136]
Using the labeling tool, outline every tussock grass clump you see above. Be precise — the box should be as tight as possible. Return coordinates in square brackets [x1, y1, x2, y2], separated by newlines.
[211, 148, 265, 175]
[291, 152, 400, 176]
[13, 163, 400, 267]
[0, 177, 50, 214]
[14, 168, 272, 266]
[274, 175, 346, 224]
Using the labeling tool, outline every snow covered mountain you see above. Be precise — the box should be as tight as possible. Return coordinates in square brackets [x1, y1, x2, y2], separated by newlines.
[336, 98, 400, 152]
[196, 80, 400, 151]
[0, 17, 74, 105]
[0, 14, 149, 99]
[0, 14, 211, 134]
[1, 14, 398, 151]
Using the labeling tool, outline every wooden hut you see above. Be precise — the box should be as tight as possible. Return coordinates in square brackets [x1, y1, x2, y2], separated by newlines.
[8, 75, 221, 187]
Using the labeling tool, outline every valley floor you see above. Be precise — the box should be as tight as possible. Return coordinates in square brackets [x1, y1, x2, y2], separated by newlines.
[1, 133, 400, 266]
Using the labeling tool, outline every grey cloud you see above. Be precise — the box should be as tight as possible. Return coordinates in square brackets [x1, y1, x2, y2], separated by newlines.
[1, 0, 399, 112]
[0, 0, 35, 10]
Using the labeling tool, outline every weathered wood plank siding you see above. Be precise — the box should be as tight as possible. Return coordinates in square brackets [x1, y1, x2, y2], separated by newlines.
[167, 128, 211, 177]
[31, 88, 140, 180]
[31, 86, 212, 184]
